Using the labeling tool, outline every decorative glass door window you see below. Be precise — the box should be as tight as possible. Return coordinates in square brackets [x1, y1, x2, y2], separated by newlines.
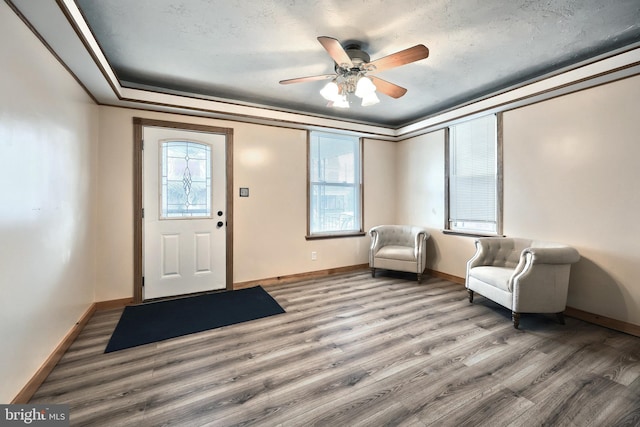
[160, 140, 212, 218]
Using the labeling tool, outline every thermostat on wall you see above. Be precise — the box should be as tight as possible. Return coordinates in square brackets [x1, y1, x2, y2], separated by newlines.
[239, 187, 249, 197]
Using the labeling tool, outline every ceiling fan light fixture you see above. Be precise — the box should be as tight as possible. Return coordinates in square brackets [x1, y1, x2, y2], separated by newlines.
[333, 94, 350, 108]
[355, 76, 376, 98]
[320, 81, 339, 101]
[361, 91, 380, 107]
[322, 75, 377, 108]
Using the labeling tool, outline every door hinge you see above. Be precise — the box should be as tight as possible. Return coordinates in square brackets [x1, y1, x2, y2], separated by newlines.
[142, 208, 144, 219]
[142, 276, 145, 287]
[141, 140, 144, 150]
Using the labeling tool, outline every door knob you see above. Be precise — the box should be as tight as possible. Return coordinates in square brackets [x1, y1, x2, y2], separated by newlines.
[217, 211, 223, 216]
[217, 221, 224, 228]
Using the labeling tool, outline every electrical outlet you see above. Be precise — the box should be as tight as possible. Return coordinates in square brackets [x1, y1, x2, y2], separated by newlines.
[311, 251, 317, 261]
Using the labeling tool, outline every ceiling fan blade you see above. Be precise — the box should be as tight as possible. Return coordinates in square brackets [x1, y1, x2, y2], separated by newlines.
[279, 74, 335, 85]
[317, 36, 353, 68]
[369, 76, 407, 99]
[368, 44, 429, 73]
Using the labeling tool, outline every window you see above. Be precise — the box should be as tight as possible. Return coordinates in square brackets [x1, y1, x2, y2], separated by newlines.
[446, 114, 502, 235]
[160, 140, 212, 218]
[308, 131, 363, 237]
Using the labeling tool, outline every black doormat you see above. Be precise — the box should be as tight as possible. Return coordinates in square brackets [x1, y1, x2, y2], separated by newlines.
[104, 286, 285, 353]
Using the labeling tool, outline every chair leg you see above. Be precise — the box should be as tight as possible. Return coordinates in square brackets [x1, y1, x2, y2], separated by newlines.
[556, 312, 565, 325]
[467, 289, 474, 303]
[417, 273, 422, 284]
[512, 312, 521, 329]
[371, 268, 376, 278]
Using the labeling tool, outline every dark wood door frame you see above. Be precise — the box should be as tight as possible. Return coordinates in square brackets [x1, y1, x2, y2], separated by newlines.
[133, 117, 234, 303]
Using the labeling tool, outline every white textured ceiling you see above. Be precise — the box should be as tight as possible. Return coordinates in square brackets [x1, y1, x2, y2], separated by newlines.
[17, 0, 640, 127]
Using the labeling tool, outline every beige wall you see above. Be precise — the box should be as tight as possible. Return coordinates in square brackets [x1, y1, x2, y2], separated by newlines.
[503, 75, 640, 325]
[95, 107, 397, 300]
[396, 74, 640, 327]
[0, 4, 99, 403]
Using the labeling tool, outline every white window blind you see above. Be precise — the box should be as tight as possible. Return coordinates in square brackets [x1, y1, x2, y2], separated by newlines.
[309, 131, 362, 235]
[449, 114, 498, 234]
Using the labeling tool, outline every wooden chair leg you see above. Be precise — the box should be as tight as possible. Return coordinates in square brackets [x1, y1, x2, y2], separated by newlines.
[556, 312, 565, 325]
[512, 312, 521, 329]
[467, 289, 474, 303]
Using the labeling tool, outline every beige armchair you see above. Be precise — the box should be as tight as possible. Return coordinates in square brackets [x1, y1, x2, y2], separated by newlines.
[369, 225, 430, 283]
[466, 237, 580, 328]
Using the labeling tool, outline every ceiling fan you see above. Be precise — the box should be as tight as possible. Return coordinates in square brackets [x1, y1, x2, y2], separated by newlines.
[279, 36, 429, 108]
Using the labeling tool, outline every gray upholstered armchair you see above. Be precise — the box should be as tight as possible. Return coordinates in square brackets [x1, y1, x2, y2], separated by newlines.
[369, 225, 430, 283]
[466, 237, 580, 328]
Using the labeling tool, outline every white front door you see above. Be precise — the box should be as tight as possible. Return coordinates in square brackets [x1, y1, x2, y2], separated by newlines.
[143, 126, 227, 300]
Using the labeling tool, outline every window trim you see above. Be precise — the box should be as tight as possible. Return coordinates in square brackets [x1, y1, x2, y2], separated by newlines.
[306, 130, 365, 240]
[444, 113, 503, 237]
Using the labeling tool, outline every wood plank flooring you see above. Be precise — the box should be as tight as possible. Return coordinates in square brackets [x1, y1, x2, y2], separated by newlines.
[30, 271, 640, 426]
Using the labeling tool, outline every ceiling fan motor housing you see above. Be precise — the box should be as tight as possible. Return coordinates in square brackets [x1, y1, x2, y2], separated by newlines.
[335, 44, 371, 73]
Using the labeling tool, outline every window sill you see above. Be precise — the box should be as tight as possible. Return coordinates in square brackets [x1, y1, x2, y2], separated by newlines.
[442, 229, 505, 238]
[306, 231, 366, 240]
